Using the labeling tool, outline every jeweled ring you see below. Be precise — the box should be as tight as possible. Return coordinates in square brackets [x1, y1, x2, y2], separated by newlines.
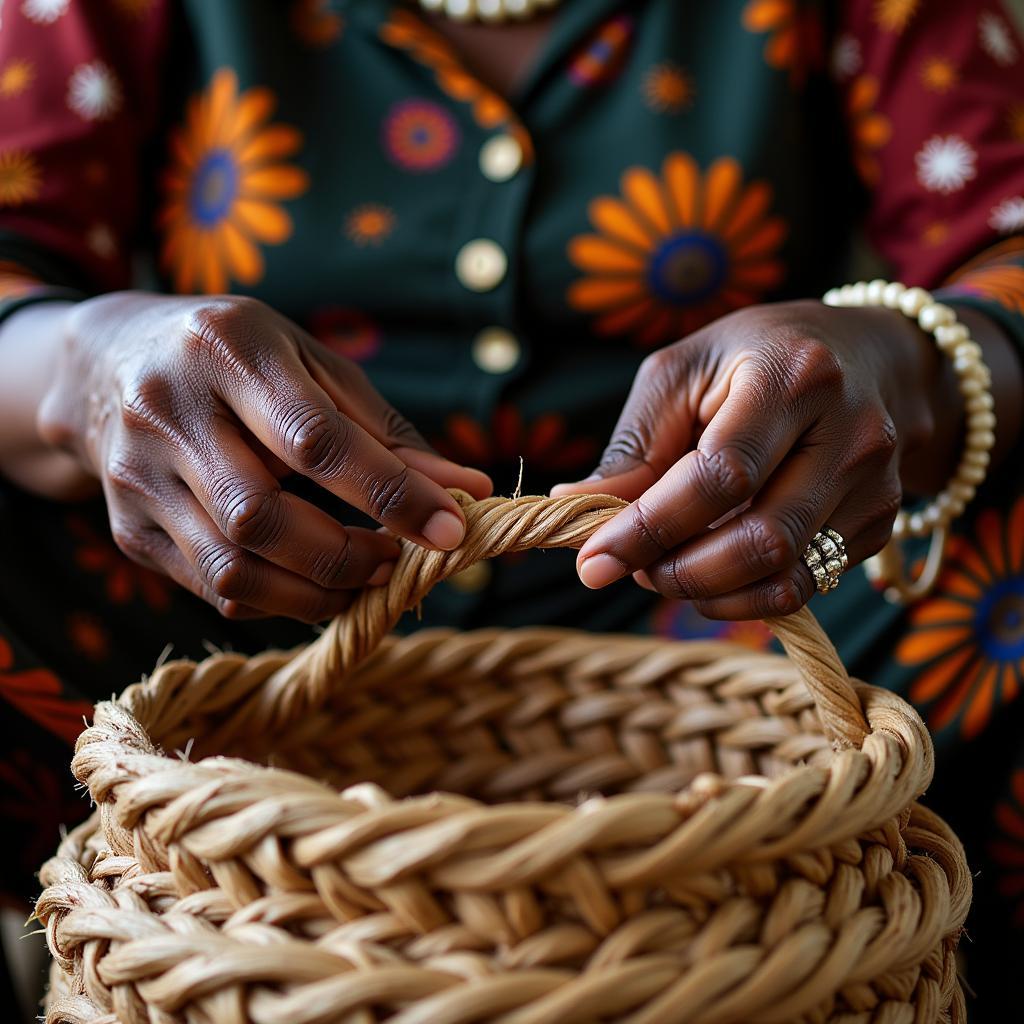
[801, 526, 848, 594]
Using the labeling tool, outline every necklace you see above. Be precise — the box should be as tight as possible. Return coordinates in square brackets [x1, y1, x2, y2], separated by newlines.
[418, 0, 561, 22]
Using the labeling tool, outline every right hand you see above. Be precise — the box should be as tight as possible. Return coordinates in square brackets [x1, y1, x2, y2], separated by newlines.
[38, 292, 491, 622]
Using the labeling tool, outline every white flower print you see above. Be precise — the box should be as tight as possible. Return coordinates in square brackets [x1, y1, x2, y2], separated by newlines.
[67, 61, 121, 122]
[21, 0, 68, 24]
[979, 11, 1018, 66]
[989, 196, 1024, 234]
[831, 34, 861, 80]
[915, 134, 977, 194]
[86, 223, 116, 259]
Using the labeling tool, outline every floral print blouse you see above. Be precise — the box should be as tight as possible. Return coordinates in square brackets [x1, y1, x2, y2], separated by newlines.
[1, 0, 1024, 1015]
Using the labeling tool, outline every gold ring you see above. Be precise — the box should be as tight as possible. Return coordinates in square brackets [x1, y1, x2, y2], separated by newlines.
[801, 526, 848, 594]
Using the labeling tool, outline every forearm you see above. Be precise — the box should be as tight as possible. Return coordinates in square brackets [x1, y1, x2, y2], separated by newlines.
[0, 301, 97, 499]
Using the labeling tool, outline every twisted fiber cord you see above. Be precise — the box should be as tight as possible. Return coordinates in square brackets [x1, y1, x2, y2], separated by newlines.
[36, 808, 969, 1024]
[259, 492, 870, 748]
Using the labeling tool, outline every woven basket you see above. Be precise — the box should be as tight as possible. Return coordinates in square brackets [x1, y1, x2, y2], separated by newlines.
[36, 493, 972, 1024]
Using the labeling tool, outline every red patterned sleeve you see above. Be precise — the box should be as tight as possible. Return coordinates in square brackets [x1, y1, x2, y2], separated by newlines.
[0, 0, 172, 318]
[834, 0, 1024, 343]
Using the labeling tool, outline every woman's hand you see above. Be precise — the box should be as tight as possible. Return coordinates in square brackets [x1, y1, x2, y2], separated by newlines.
[553, 300, 964, 620]
[38, 292, 491, 622]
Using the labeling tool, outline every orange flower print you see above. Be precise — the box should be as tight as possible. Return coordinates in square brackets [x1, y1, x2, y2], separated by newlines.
[920, 56, 958, 93]
[874, 0, 918, 33]
[345, 204, 395, 245]
[0, 148, 42, 206]
[922, 221, 949, 247]
[0, 58, 35, 99]
[68, 515, 171, 610]
[742, 0, 823, 82]
[158, 69, 309, 294]
[567, 153, 786, 348]
[897, 498, 1024, 740]
[67, 611, 110, 662]
[379, 10, 534, 164]
[643, 64, 694, 114]
[0, 636, 91, 745]
[652, 600, 774, 651]
[435, 406, 597, 476]
[991, 770, 1024, 925]
[950, 264, 1024, 315]
[846, 76, 891, 186]
[290, 0, 343, 47]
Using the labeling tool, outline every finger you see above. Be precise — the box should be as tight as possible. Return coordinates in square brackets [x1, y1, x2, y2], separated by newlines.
[304, 345, 493, 498]
[574, 363, 819, 589]
[631, 445, 845, 600]
[142, 527, 268, 620]
[156, 487, 360, 623]
[178, 421, 400, 589]
[217, 346, 470, 550]
[642, 480, 900, 620]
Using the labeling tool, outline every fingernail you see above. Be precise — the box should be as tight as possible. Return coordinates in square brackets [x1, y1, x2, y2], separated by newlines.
[578, 553, 627, 589]
[367, 561, 395, 587]
[633, 570, 657, 592]
[422, 509, 465, 550]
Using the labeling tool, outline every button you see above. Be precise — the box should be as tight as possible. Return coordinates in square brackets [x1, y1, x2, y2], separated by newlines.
[472, 327, 520, 374]
[447, 561, 492, 593]
[456, 239, 507, 292]
[479, 134, 523, 182]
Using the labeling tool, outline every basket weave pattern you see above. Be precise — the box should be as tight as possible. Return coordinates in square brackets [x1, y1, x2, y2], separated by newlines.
[36, 494, 971, 1023]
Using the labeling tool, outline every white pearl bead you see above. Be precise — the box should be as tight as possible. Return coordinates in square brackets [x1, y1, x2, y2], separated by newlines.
[847, 281, 868, 305]
[947, 496, 966, 517]
[866, 279, 888, 304]
[963, 448, 990, 466]
[899, 286, 932, 317]
[823, 288, 842, 306]
[934, 322, 969, 351]
[966, 392, 995, 412]
[953, 341, 982, 361]
[908, 511, 927, 535]
[923, 505, 944, 528]
[918, 302, 956, 331]
[950, 480, 975, 501]
[958, 377, 984, 396]
[882, 281, 906, 308]
[968, 410, 996, 430]
[967, 429, 996, 450]
[957, 463, 986, 484]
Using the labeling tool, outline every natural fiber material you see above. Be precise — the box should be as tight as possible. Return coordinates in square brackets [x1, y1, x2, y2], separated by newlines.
[36, 493, 971, 1023]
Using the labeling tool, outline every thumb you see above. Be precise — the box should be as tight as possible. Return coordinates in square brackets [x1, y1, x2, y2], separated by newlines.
[552, 349, 696, 501]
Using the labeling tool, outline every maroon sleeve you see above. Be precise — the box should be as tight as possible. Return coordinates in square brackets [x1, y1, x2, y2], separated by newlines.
[0, 0, 172, 298]
[833, 0, 1024, 289]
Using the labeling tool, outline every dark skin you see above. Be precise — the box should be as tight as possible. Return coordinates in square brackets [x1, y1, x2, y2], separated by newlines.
[0, 14, 1020, 624]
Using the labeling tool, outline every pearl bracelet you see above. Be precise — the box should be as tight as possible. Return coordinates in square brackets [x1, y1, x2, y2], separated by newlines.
[822, 279, 996, 603]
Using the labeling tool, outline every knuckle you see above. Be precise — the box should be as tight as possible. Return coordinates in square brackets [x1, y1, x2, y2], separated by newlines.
[365, 466, 413, 524]
[195, 543, 254, 601]
[381, 406, 425, 449]
[766, 575, 808, 617]
[282, 405, 351, 477]
[182, 298, 263, 365]
[218, 485, 284, 550]
[742, 515, 800, 574]
[105, 456, 151, 499]
[632, 498, 675, 556]
[120, 372, 172, 431]
[783, 337, 845, 394]
[695, 445, 760, 508]
[309, 536, 354, 588]
[845, 412, 899, 471]
[599, 424, 650, 473]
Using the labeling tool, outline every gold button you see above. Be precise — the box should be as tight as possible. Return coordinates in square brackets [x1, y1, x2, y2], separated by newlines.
[447, 561, 492, 593]
[455, 239, 507, 292]
[472, 327, 520, 374]
[479, 134, 523, 182]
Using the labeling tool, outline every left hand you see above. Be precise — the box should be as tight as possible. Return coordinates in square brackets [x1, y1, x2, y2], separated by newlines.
[553, 299, 960, 619]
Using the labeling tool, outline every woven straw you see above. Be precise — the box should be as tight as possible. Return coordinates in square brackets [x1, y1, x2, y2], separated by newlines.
[36, 493, 971, 1024]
